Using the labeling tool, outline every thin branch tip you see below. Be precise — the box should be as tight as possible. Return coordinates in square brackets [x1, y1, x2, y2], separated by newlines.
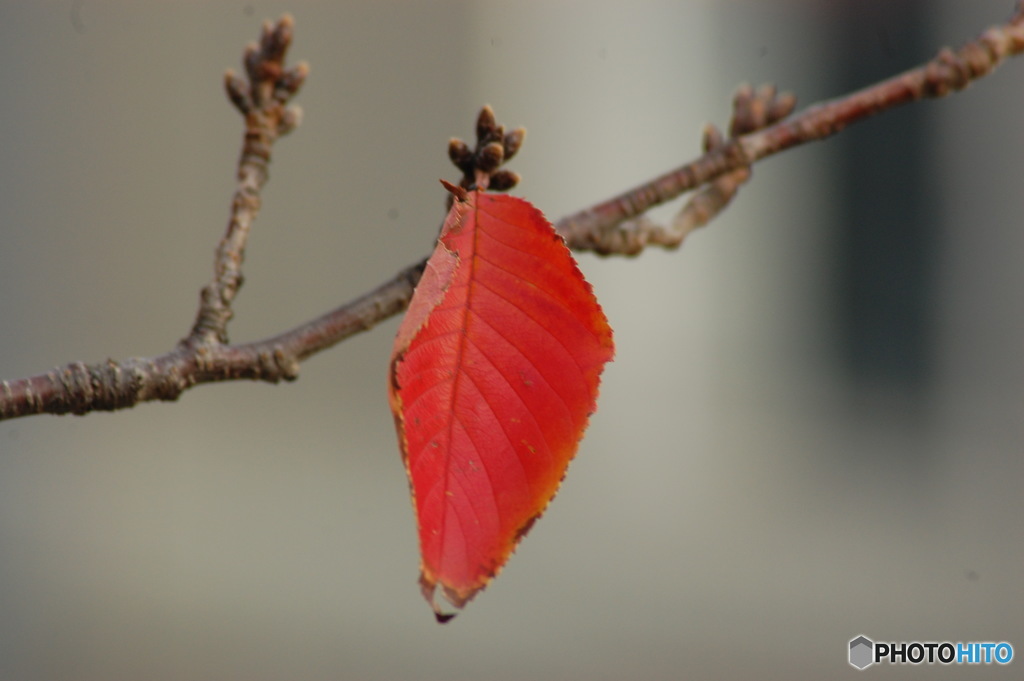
[558, 9, 1024, 255]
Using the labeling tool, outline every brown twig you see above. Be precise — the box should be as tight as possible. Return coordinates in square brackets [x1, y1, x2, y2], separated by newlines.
[190, 14, 307, 344]
[0, 15, 309, 420]
[1, 6, 1023, 421]
[556, 5, 1024, 254]
[612, 84, 797, 253]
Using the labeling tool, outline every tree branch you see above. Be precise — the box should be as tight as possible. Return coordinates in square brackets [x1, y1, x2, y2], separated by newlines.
[1, 6, 1022, 421]
[556, 3, 1024, 254]
[190, 14, 307, 344]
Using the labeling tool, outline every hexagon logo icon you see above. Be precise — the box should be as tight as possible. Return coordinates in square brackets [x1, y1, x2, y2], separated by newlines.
[849, 636, 874, 670]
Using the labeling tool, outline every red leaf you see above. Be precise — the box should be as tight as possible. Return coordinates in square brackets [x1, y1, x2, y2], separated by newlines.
[388, 185, 614, 621]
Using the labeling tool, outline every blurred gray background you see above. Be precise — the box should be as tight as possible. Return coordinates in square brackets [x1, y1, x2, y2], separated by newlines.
[1, 1, 1022, 679]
